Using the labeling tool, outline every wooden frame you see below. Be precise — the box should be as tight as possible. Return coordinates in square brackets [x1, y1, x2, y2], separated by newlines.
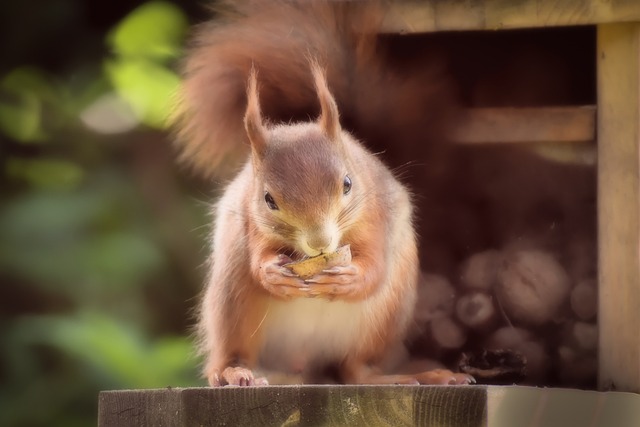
[384, 0, 640, 33]
[597, 22, 640, 392]
[453, 106, 596, 144]
[381, 0, 640, 394]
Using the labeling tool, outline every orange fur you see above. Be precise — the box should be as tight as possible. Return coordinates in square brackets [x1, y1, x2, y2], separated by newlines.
[173, 0, 454, 177]
[183, 0, 471, 386]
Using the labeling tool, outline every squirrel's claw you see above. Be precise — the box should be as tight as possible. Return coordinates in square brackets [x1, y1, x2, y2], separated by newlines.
[218, 366, 269, 387]
[414, 369, 475, 385]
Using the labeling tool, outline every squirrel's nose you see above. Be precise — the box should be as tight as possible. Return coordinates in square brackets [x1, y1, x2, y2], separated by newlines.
[302, 222, 339, 256]
[306, 234, 332, 254]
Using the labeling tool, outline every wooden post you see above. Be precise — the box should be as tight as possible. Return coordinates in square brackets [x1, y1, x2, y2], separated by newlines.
[97, 386, 640, 426]
[597, 22, 640, 393]
[98, 386, 488, 426]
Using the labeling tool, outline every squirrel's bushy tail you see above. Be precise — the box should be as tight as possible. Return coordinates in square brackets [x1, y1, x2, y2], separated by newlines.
[174, 0, 455, 177]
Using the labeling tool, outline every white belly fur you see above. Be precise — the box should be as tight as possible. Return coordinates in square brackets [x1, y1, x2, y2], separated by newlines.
[259, 297, 369, 372]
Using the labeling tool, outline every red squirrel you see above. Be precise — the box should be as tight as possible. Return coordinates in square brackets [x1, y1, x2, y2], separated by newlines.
[175, 0, 472, 386]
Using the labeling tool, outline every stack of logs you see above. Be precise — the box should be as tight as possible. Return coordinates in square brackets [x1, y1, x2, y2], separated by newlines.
[411, 245, 598, 388]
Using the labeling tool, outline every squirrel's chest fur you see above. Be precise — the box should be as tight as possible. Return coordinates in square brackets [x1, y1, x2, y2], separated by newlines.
[258, 297, 371, 371]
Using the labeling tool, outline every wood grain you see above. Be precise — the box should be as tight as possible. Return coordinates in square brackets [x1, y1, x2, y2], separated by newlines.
[452, 106, 596, 144]
[487, 386, 640, 426]
[98, 386, 640, 426]
[384, 0, 640, 33]
[597, 23, 640, 393]
[98, 386, 487, 427]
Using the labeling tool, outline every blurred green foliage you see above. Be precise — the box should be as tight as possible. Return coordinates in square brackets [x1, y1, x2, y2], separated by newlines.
[0, 1, 210, 426]
[106, 1, 186, 129]
[0, 68, 60, 142]
[108, 1, 187, 61]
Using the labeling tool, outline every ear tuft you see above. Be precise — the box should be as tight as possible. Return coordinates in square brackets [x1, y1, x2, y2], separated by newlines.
[244, 66, 268, 160]
[310, 60, 341, 141]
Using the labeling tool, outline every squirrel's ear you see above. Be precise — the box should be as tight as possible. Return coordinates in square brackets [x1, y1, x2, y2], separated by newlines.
[244, 67, 268, 161]
[311, 61, 341, 141]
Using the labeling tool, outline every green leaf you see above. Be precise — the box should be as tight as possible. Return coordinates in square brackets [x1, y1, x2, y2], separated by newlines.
[0, 67, 57, 101]
[0, 190, 107, 240]
[0, 69, 52, 142]
[5, 157, 84, 190]
[107, 1, 187, 62]
[82, 231, 165, 289]
[105, 58, 179, 129]
[0, 182, 165, 295]
[9, 313, 199, 388]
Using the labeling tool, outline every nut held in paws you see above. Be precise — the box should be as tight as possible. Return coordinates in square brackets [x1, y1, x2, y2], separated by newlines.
[284, 245, 351, 279]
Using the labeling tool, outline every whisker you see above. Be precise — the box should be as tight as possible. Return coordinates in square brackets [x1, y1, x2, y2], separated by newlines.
[190, 223, 212, 237]
[338, 189, 373, 231]
[250, 303, 270, 338]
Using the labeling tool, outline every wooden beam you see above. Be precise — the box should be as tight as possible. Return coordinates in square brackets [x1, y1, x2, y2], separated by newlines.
[97, 386, 640, 426]
[98, 386, 486, 426]
[597, 22, 640, 393]
[384, 0, 640, 33]
[452, 106, 596, 144]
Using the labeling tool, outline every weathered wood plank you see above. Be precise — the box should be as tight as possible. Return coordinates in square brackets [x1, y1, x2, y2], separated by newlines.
[597, 23, 640, 393]
[487, 387, 640, 426]
[99, 386, 487, 427]
[452, 106, 596, 144]
[98, 388, 184, 426]
[98, 386, 640, 427]
[384, 0, 640, 33]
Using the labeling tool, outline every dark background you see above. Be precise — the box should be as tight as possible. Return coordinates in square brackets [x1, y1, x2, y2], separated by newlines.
[0, 1, 210, 426]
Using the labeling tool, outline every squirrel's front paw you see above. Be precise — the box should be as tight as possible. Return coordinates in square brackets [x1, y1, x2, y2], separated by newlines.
[303, 264, 362, 300]
[260, 256, 310, 300]
[210, 367, 269, 387]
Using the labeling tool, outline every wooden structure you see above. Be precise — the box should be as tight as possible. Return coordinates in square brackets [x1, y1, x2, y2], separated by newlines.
[99, 0, 640, 425]
[383, 0, 640, 394]
[452, 106, 596, 145]
[99, 385, 640, 426]
[596, 22, 640, 394]
[383, 0, 640, 33]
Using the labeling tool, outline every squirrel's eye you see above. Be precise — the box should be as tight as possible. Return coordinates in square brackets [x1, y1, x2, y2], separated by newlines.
[343, 175, 352, 195]
[264, 192, 278, 210]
